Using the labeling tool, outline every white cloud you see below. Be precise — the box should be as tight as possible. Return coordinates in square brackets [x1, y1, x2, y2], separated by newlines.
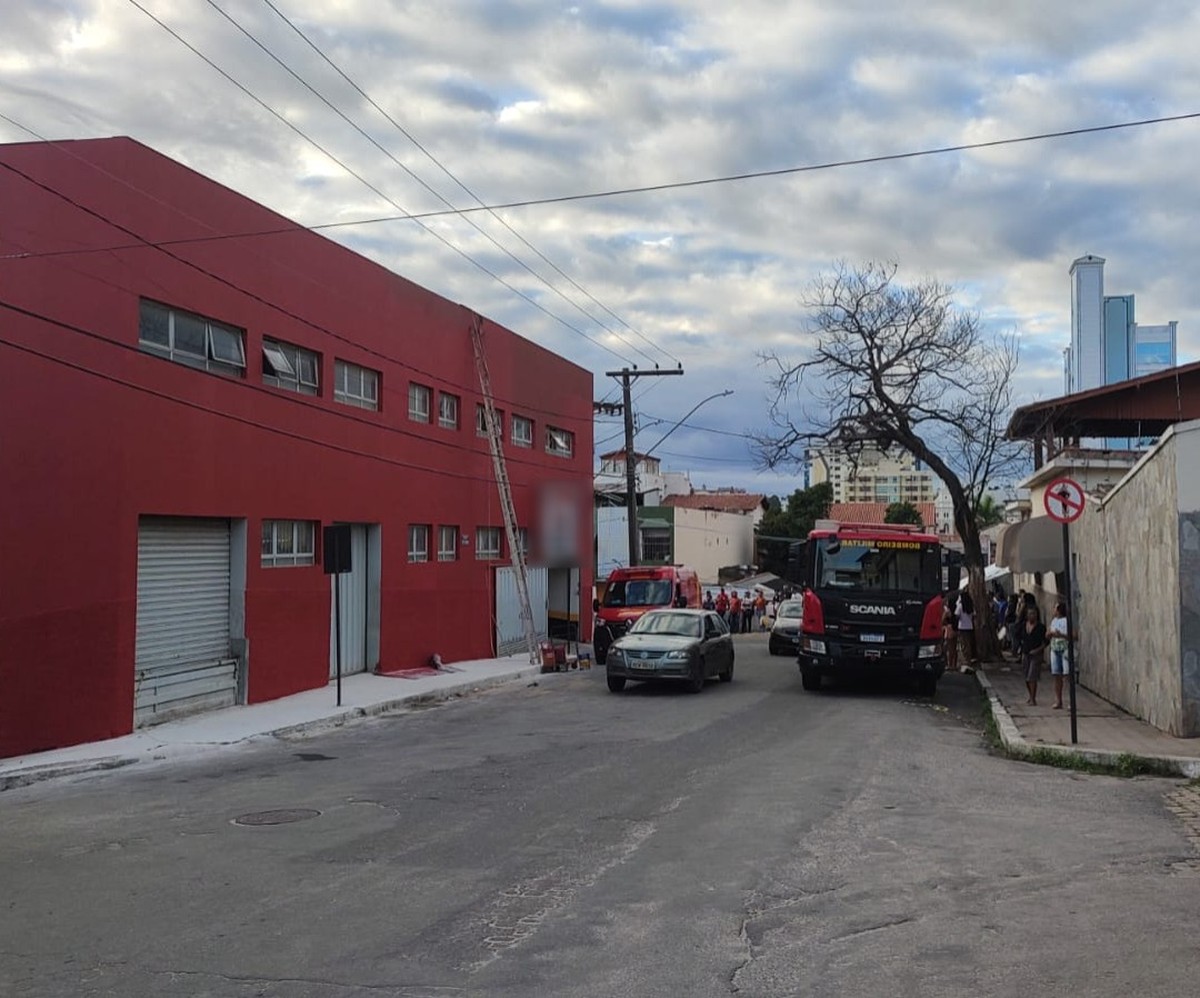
[2, 0, 1197, 494]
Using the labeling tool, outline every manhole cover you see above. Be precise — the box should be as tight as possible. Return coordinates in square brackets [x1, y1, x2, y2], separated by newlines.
[233, 808, 321, 827]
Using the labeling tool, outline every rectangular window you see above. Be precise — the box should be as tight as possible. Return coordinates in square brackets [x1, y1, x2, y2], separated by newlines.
[408, 524, 430, 563]
[545, 425, 574, 458]
[476, 403, 503, 438]
[641, 528, 672, 563]
[408, 383, 431, 422]
[261, 519, 316, 567]
[438, 525, 458, 562]
[516, 527, 530, 558]
[512, 414, 533, 448]
[139, 299, 246, 377]
[438, 392, 460, 429]
[262, 337, 320, 395]
[334, 360, 380, 410]
[475, 526, 502, 560]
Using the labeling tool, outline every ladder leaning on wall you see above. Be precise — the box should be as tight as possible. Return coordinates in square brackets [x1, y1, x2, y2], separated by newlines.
[469, 313, 540, 665]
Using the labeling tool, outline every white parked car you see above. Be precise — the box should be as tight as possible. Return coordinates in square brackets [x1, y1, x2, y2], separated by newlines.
[768, 600, 804, 655]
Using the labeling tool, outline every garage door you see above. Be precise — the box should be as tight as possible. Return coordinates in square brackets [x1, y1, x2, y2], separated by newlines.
[135, 517, 237, 726]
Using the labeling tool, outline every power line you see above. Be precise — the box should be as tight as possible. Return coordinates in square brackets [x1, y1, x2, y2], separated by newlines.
[5, 109, 1194, 262]
[0, 151, 594, 426]
[256, 0, 680, 369]
[199, 0, 662, 368]
[122, 0, 634, 368]
[0, 295, 586, 480]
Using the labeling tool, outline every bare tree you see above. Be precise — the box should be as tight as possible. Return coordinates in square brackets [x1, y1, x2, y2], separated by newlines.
[759, 261, 1024, 658]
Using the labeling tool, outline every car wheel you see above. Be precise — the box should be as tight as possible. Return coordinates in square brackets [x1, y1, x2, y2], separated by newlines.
[607, 673, 626, 693]
[800, 667, 821, 691]
[917, 675, 937, 698]
[768, 640, 779, 655]
[687, 659, 706, 694]
[719, 658, 734, 683]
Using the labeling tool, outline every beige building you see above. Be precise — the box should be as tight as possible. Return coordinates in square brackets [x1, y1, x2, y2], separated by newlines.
[808, 445, 937, 505]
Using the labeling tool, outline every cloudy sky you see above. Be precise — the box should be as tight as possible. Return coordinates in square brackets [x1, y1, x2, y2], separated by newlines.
[4, 0, 1198, 495]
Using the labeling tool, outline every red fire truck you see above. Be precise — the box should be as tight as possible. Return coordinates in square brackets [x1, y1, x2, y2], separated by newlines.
[794, 520, 946, 695]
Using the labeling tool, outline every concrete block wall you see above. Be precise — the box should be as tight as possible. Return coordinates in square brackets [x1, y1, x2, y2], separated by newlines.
[1075, 433, 1190, 734]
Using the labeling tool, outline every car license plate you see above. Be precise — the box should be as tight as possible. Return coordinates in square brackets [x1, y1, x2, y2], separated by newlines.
[631, 660, 656, 670]
[861, 634, 885, 643]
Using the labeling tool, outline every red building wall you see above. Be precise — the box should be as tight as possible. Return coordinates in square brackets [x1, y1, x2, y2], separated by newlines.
[0, 137, 593, 758]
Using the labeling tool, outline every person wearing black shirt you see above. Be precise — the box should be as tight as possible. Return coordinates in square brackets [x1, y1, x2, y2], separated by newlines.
[1021, 604, 1048, 706]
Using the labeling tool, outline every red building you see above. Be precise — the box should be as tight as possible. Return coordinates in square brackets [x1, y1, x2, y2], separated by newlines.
[0, 137, 593, 759]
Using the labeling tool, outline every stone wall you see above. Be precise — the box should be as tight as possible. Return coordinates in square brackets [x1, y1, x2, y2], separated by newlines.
[1074, 434, 1187, 734]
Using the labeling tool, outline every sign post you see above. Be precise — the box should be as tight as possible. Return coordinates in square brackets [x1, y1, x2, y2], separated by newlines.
[323, 525, 353, 707]
[1044, 478, 1085, 744]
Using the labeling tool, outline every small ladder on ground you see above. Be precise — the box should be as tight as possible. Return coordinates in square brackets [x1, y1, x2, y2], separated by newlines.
[470, 314, 540, 665]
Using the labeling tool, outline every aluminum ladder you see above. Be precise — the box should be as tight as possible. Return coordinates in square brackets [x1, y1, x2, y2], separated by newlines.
[469, 314, 540, 665]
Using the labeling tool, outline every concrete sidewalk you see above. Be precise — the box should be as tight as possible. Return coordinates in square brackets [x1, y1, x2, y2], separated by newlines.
[978, 662, 1200, 777]
[0, 653, 572, 791]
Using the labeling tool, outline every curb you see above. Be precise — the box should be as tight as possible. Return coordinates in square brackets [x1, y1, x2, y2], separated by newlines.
[0, 663, 550, 792]
[975, 668, 1200, 778]
[267, 664, 547, 740]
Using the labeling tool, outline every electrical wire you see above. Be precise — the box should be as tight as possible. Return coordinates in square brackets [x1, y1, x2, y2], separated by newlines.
[122, 0, 634, 368]
[199, 0, 662, 368]
[0, 295, 589, 479]
[256, 0, 680, 369]
[0, 152, 596, 426]
[5, 108, 1195, 259]
[0, 292, 595, 487]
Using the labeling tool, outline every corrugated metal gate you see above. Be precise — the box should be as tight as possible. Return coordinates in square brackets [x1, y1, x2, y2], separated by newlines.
[329, 524, 370, 677]
[134, 517, 236, 726]
[495, 565, 548, 656]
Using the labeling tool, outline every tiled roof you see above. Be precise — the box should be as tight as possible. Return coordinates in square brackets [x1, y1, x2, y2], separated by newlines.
[663, 492, 766, 513]
[826, 502, 938, 528]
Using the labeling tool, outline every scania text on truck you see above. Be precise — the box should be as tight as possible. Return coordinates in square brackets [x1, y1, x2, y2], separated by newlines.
[794, 520, 945, 695]
[592, 565, 701, 664]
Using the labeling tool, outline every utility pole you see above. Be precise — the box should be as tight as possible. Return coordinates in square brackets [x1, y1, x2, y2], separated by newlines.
[604, 366, 683, 567]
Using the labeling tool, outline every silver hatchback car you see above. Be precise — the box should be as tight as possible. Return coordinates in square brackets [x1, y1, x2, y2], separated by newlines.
[768, 599, 804, 655]
[605, 609, 735, 693]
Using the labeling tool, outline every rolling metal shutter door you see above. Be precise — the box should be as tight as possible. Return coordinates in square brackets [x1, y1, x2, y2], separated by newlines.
[135, 517, 236, 726]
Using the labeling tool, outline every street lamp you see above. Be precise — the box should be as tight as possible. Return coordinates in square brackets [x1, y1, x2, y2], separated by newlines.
[626, 389, 734, 566]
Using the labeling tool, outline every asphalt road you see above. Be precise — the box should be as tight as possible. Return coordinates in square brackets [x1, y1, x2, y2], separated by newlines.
[2, 635, 1198, 998]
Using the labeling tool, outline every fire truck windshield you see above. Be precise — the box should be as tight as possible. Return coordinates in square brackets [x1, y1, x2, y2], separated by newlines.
[814, 538, 940, 595]
[602, 578, 673, 608]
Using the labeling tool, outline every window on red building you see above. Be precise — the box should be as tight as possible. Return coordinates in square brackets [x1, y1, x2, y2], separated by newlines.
[512, 414, 533, 448]
[475, 527, 502, 560]
[139, 299, 246, 377]
[408, 525, 430, 563]
[261, 520, 316, 567]
[262, 337, 319, 395]
[334, 360, 380, 410]
[438, 525, 458, 562]
[438, 392, 459, 429]
[545, 426, 574, 458]
[408, 383, 431, 422]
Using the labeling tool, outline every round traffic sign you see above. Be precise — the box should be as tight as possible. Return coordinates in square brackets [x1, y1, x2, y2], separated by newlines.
[1044, 477, 1085, 523]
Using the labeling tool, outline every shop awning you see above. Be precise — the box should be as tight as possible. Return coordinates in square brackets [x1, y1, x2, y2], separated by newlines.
[995, 517, 1064, 574]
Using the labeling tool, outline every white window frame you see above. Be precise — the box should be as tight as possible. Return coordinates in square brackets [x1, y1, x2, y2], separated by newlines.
[438, 392, 459, 429]
[512, 414, 533, 448]
[408, 524, 430, 564]
[516, 527, 530, 558]
[438, 525, 458, 562]
[261, 519, 316, 567]
[475, 526, 502, 560]
[139, 299, 246, 377]
[408, 383, 431, 422]
[476, 404, 503, 438]
[545, 425, 574, 458]
[263, 337, 319, 395]
[334, 360, 380, 410]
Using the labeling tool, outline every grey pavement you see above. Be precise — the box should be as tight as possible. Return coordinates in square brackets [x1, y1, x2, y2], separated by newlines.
[0, 652, 565, 791]
[2, 633, 1198, 997]
[979, 661, 1200, 776]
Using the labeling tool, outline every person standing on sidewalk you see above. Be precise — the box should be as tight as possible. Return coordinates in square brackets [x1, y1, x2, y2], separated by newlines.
[1021, 604, 1048, 706]
[729, 590, 742, 632]
[1048, 602, 1074, 709]
[741, 591, 754, 633]
[942, 592, 959, 673]
[956, 590, 977, 669]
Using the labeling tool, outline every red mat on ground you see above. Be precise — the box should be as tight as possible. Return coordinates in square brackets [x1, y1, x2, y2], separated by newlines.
[376, 666, 461, 679]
